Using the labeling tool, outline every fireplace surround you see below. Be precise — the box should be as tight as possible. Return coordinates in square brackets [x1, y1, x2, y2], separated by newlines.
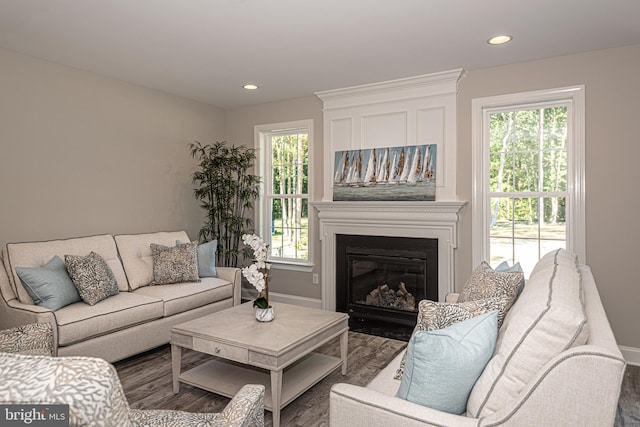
[313, 200, 465, 313]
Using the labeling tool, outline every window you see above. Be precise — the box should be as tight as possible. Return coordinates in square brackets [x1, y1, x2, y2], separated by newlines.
[255, 120, 312, 267]
[472, 87, 585, 277]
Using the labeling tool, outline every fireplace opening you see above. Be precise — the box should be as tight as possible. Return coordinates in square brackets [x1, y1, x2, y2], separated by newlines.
[336, 234, 438, 341]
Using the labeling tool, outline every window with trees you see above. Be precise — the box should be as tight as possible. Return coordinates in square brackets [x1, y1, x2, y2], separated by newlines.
[472, 87, 585, 277]
[256, 120, 312, 266]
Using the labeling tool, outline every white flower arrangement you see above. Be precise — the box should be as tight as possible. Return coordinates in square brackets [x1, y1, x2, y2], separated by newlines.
[241, 234, 271, 308]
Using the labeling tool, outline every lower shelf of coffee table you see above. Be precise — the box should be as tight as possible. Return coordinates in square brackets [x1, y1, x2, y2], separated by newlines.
[178, 352, 342, 411]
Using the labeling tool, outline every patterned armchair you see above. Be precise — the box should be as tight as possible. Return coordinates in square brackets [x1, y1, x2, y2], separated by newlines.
[0, 323, 265, 427]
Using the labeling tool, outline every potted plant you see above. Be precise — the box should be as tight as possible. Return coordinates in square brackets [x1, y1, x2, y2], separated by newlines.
[241, 234, 274, 322]
[189, 141, 261, 267]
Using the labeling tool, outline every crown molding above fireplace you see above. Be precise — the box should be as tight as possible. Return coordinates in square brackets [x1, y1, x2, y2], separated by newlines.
[313, 200, 466, 311]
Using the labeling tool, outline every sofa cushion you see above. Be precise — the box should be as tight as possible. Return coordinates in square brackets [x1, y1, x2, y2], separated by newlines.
[114, 231, 190, 290]
[395, 296, 510, 379]
[15, 255, 81, 311]
[150, 242, 200, 285]
[65, 252, 119, 306]
[134, 277, 232, 317]
[466, 249, 589, 418]
[54, 292, 163, 346]
[5, 235, 129, 304]
[396, 311, 498, 414]
[366, 350, 404, 395]
[457, 261, 523, 312]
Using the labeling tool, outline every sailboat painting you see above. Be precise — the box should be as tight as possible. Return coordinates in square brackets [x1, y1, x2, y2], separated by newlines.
[333, 144, 436, 201]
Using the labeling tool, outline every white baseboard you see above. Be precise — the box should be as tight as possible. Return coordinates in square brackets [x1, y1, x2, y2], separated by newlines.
[619, 346, 640, 366]
[241, 290, 323, 309]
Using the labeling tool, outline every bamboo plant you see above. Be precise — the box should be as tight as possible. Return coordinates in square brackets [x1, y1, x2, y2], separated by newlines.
[189, 141, 261, 267]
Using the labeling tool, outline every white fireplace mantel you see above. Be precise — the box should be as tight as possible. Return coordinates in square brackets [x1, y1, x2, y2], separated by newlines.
[313, 200, 466, 311]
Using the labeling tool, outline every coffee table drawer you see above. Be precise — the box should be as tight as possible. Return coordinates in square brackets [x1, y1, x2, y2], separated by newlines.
[193, 338, 248, 363]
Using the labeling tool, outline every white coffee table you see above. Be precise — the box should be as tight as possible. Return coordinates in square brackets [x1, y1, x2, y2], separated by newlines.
[170, 302, 349, 427]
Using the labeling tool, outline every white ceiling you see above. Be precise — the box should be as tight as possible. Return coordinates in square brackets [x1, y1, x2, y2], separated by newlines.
[1, 0, 639, 109]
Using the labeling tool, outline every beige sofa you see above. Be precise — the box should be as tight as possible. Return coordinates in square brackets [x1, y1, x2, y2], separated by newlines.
[330, 250, 626, 426]
[0, 231, 241, 363]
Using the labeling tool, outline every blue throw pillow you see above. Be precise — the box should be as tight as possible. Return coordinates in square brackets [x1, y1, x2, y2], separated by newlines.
[16, 255, 81, 311]
[396, 310, 498, 414]
[177, 239, 217, 278]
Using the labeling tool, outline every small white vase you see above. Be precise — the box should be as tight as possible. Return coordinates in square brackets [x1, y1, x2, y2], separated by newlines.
[255, 306, 275, 322]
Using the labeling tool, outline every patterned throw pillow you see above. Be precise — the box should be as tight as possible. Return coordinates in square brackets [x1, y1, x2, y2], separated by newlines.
[395, 297, 505, 379]
[495, 261, 526, 295]
[458, 262, 524, 310]
[176, 239, 217, 278]
[150, 242, 200, 285]
[65, 252, 119, 306]
[417, 297, 510, 331]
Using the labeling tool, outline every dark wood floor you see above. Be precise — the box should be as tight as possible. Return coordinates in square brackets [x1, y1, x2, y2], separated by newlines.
[115, 331, 406, 426]
[115, 332, 640, 427]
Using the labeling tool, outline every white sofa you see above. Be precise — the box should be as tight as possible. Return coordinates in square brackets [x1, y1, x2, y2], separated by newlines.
[330, 250, 626, 426]
[0, 231, 241, 363]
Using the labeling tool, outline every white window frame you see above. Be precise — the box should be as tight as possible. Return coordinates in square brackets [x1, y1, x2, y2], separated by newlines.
[255, 119, 314, 271]
[472, 86, 586, 267]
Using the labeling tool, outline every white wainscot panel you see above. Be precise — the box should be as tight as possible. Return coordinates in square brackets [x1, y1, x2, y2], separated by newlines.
[416, 107, 444, 145]
[417, 107, 445, 186]
[361, 112, 407, 149]
[330, 118, 353, 152]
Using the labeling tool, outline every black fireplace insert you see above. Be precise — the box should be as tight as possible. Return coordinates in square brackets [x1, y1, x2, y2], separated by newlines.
[336, 234, 438, 340]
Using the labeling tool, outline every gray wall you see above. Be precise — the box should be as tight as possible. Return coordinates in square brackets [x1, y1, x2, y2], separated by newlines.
[226, 96, 324, 300]
[0, 47, 226, 244]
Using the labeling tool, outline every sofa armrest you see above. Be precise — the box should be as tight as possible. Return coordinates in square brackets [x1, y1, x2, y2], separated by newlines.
[129, 409, 217, 426]
[213, 384, 265, 427]
[330, 383, 476, 427]
[216, 267, 242, 306]
[0, 353, 131, 425]
[129, 384, 264, 427]
[477, 345, 625, 427]
[0, 298, 59, 352]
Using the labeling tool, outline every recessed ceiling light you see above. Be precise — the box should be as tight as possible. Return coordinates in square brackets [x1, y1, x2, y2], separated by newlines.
[487, 35, 513, 45]
[243, 84, 259, 90]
